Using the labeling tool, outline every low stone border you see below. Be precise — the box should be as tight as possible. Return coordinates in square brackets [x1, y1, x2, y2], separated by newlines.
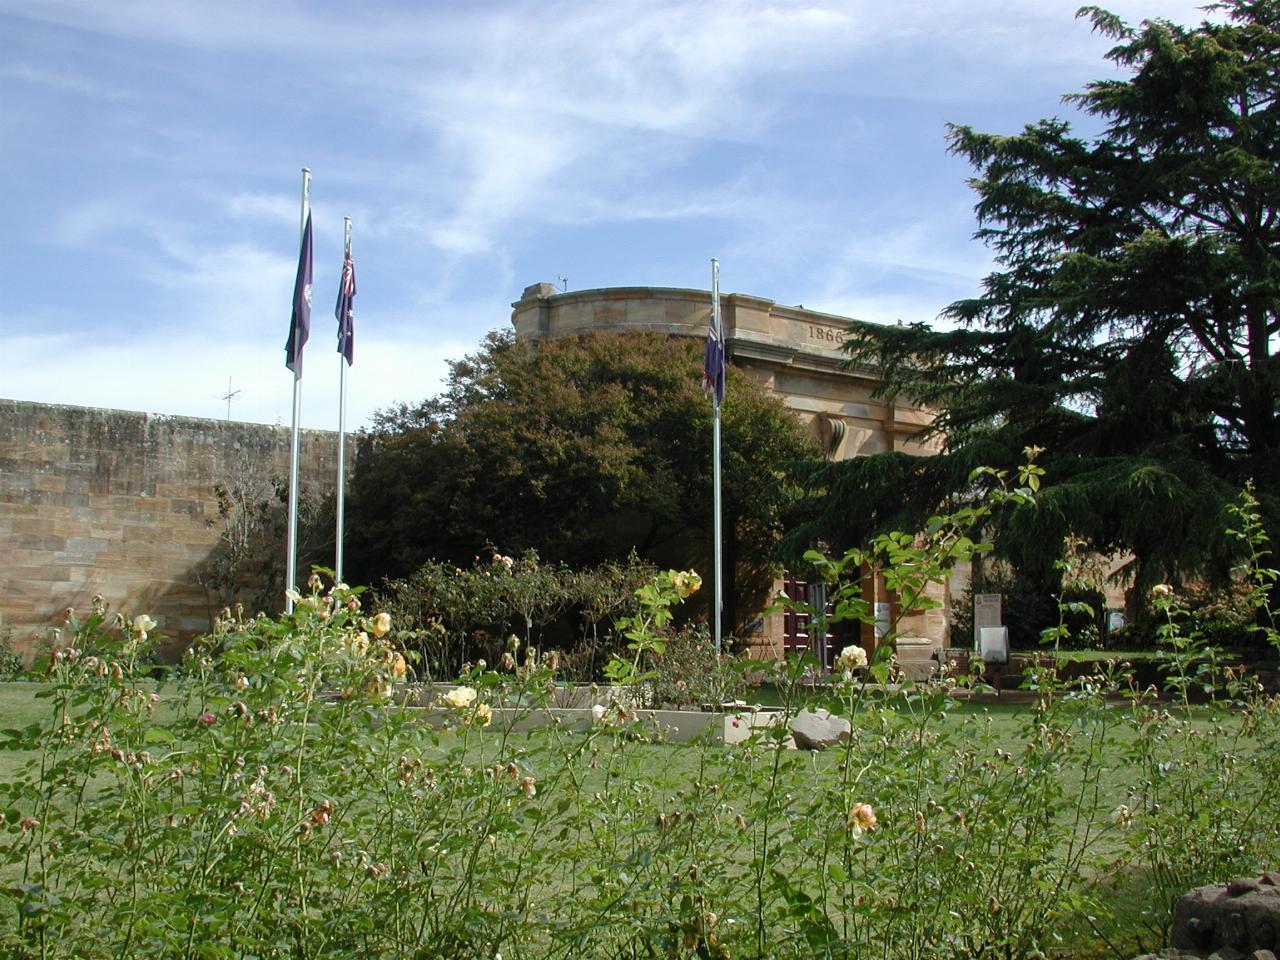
[401, 700, 793, 746]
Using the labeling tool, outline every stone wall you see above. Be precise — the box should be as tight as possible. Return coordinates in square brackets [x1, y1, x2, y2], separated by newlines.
[0, 399, 341, 660]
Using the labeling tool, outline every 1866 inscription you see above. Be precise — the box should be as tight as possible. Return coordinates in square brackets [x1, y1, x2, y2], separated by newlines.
[807, 325, 845, 344]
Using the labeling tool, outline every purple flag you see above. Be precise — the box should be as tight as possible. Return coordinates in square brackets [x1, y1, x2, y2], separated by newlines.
[285, 211, 313, 379]
[335, 244, 356, 366]
[702, 307, 725, 404]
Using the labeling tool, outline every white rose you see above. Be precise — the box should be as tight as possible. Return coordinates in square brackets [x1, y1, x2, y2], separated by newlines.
[837, 645, 868, 671]
[441, 686, 477, 710]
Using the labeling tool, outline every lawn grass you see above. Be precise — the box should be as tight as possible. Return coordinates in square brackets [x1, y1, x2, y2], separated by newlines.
[0, 682, 59, 789]
[0, 676, 1221, 864]
[3, 678, 1268, 959]
[0, 681, 55, 728]
[0, 679, 1232, 794]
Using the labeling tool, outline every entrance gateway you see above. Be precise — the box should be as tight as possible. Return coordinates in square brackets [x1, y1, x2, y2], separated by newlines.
[511, 283, 957, 662]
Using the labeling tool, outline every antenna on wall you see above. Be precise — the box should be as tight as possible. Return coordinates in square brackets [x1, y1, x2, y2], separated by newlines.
[557, 276, 568, 293]
[220, 377, 241, 420]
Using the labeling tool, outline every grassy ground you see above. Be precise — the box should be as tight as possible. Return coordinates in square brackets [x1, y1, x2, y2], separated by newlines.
[0, 681, 53, 727]
[2, 679, 1266, 959]
[0, 679, 1195, 818]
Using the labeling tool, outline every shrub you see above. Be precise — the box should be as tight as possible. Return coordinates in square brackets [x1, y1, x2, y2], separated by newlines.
[378, 551, 656, 679]
[0, 628, 25, 680]
[2, 471, 1278, 959]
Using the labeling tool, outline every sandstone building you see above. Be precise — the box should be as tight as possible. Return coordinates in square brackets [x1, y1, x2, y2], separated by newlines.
[511, 283, 952, 661]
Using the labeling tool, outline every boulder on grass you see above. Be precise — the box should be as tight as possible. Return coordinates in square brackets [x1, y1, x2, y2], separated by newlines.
[789, 708, 851, 750]
[1168, 872, 1280, 959]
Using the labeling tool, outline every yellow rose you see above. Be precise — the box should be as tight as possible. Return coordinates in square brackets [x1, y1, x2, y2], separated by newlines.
[372, 612, 392, 637]
[389, 652, 407, 680]
[666, 570, 702, 599]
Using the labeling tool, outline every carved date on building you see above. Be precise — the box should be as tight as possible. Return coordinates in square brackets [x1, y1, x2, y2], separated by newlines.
[806, 325, 846, 344]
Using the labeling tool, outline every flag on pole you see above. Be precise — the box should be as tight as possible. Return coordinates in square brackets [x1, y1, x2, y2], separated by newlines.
[335, 242, 356, 365]
[285, 211, 313, 379]
[702, 306, 725, 404]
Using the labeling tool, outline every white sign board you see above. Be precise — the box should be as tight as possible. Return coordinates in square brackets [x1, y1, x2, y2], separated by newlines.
[973, 593, 1002, 650]
[873, 602, 891, 639]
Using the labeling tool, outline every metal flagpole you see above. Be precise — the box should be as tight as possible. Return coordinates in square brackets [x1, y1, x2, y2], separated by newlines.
[335, 216, 351, 584]
[711, 258, 723, 656]
[285, 167, 310, 614]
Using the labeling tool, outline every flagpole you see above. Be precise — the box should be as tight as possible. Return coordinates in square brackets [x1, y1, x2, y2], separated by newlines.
[335, 216, 351, 584]
[711, 258, 723, 657]
[285, 167, 310, 613]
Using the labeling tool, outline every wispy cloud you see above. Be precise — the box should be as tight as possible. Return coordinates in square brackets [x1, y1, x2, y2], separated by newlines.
[2, 0, 1227, 426]
[3, 62, 130, 100]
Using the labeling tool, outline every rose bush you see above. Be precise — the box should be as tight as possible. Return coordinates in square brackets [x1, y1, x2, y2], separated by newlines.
[1, 477, 1277, 958]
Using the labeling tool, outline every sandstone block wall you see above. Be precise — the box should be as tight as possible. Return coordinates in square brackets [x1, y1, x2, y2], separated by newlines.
[0, 399, 341, 660]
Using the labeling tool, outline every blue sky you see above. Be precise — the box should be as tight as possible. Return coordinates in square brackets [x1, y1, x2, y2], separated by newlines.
[2, 0, 1208, 430]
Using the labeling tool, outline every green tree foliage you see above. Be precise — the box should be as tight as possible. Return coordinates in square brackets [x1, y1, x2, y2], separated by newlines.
[796, 1, 1280, 593]
[345, 330, 819, 627]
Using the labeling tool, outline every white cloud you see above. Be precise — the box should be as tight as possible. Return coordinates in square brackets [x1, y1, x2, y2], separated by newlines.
[226, 192, 298, 226]
[48, 197, 140, 246]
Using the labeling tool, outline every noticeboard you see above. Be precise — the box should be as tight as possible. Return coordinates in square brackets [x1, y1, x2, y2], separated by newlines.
[973, 593, 1002, 650]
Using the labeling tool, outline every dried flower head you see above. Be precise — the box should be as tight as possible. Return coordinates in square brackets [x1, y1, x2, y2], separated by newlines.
[310, 800, 333, 826]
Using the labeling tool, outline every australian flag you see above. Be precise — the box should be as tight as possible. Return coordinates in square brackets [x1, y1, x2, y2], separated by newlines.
[703, 306, 725, 405]
[335, 244, 356, 366]
[285, 211, 313, 379]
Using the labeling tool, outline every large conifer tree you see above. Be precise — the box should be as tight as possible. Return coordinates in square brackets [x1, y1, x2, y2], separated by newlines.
[794, 2, 1280, 593]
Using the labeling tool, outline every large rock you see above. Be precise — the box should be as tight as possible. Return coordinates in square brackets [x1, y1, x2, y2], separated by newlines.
[1169, 872, 1280, 958]
[789, 708, 851, 750]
